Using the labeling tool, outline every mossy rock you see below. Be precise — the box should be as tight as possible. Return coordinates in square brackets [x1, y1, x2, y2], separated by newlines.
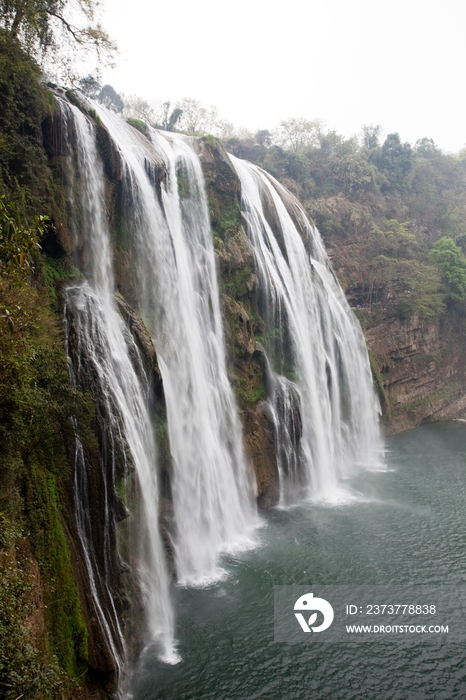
[127, 118, 149, 138]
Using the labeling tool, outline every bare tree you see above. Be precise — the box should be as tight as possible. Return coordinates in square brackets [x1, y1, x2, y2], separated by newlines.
[275, 117, 324, 152]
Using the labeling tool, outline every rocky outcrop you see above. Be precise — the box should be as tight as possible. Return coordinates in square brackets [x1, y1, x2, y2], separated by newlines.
[242, 401, 280, 508]
[365, 312, 466, 433]
[198, 138, 279, 506]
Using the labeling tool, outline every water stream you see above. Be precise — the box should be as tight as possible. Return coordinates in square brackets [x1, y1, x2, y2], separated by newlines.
[58, 98, 176, 667]
[231, 156, 382, 503]
[91, 107, 258, 586]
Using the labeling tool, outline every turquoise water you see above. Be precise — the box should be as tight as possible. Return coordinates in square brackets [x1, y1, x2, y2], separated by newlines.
[129, 423, 466, 699]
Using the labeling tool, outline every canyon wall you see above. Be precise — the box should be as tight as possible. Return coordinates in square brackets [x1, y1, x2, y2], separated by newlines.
[364, 310, 466, 433]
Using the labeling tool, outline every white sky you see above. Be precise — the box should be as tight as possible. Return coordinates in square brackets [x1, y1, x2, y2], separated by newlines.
[100, 0, 466, 153]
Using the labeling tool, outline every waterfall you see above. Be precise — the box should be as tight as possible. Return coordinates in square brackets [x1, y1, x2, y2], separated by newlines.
[52, 92, 383, 687]
[231, 156, 383, 502]
[57, 98, 177, 670]
[91, 106, 257, 586]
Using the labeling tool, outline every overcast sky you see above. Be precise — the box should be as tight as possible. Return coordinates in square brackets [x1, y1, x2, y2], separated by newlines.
[100, 0, 466, 153]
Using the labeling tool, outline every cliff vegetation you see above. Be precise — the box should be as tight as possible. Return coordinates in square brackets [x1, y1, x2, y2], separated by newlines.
[222, 122, 466, 429]
[0, 24, 107, 700]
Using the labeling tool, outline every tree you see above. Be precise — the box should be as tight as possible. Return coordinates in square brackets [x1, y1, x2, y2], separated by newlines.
[166, 107, 182, 131]
[0, 0, 116, 66]
[98, 84, 123, 113]
[78, 73, 101, 98]
[121, 96, 184, 131]
[174, 97, 225, 136]
[415, 137, 439, 157]
[255, 130, 272, 148]
[429, 236, 466, 303]
[362, 124, 381, 150]
[373, 133, 413, 192]
[275, 117, 323, 152]
[122, 94, 160, 125]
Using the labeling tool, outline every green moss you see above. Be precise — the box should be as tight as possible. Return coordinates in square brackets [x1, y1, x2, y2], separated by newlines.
[0, 30, 52, 212]
[0, 518, 70, 699]
[47, 90, 55, 113]
[369, 351, 391, 421]
[243, 383, 267, 405]
[127, 118, 148, 138]
[209, 192, 241, 240]
[0, 281, 93, 691]
[176, 166, 191, 199]
[156, 417, 170, 473]
[201, 139, 242, 242]
[204, 134, 217, 147]
[352, 308, 368, 329]
[88, 108, 102, 126]
[65, 90, 84, 112]
[24, 467, 88, 676]
[42, 256, 81, 312]
[221, 264, 254, 299]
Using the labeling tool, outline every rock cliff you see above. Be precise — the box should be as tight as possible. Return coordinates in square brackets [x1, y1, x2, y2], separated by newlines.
[364, 310, 466, 433]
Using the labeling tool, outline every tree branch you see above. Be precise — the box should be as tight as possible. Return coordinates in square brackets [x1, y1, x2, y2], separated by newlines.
[46, 9, 82, 42]
[10, 8, 24, 36]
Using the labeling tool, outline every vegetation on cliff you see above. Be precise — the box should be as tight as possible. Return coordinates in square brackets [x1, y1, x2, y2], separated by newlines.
[0, 28, 99, 700]
[224, 127, 466, 321]
[0, 276, 96, 697]
[211, 121, 466, 426]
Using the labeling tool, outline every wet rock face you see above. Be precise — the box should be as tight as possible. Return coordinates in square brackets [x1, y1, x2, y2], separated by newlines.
[366, 314, 466, 433]
[63, 293, 126, 676]
[242, 402, 280, 509]
[115, 295, 163, 397]
[63, 286, 175, 675]
[198, 139, 284, 507]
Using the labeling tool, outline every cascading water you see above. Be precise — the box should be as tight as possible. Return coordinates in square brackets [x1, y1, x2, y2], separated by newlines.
[231, 156, 383, 502]
[91, 106, 258, 586]
[52, 92, 383, 692]
[57, 98, 177, 671]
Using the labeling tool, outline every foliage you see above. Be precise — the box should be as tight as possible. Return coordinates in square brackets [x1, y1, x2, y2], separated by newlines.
[0, 280, 93, 693]
[371, 132, 413, 192]
[0, 519, 71, 699]
[98, 84, 124, 113]
[0, 194, 47, 277]
[0, 29, 53, 205]
[122, 94, 162, 125]
[429, 236, 466, 303]
[368, 350, 390, 420]
[24, 466, 88, 676]
[362, 124, 381, 150]
[121, 94, 234, 136]
[172, 97, 227, 136]
[77, 72, 101, 97]
[0, 0, 116, 72]
[42, 256, 81, 312]
[275, 117, 323, 152]
[225, 111, 466, 323]
[391, 260, 444, 321]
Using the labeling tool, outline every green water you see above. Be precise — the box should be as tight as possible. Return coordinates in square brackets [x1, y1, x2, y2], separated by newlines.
[129, 423, 466, 699]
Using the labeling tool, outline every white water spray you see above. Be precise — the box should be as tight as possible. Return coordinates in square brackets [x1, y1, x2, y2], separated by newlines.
[90, 106, 257, 587]
[231, 156, 383, 502]
[58, 98, 177, 669]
